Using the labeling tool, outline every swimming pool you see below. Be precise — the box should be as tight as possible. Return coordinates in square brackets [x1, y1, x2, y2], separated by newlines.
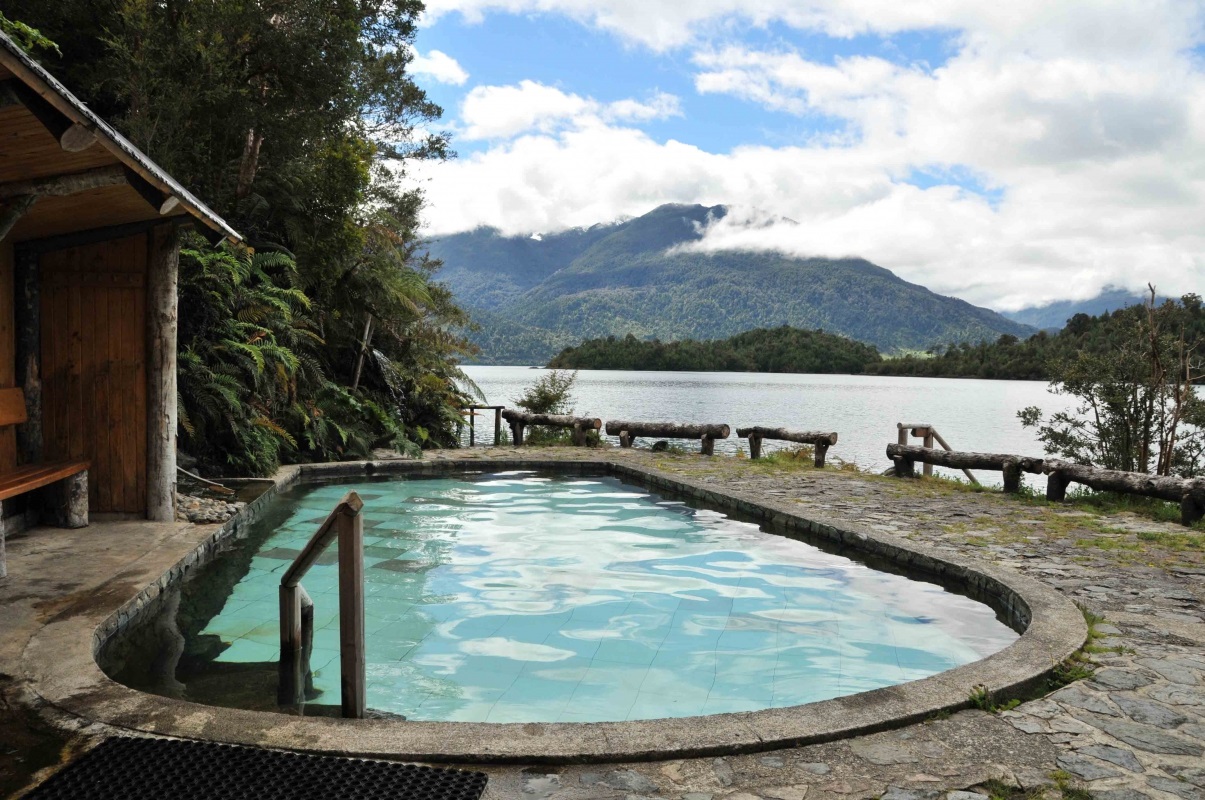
[106, 470, 1018, 723]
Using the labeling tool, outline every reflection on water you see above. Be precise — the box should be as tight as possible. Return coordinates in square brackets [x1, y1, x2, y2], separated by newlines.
[110, 473, 1018, 723]
[463, 366, 1076, 486]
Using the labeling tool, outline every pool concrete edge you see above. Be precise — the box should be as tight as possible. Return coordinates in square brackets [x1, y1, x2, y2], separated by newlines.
[20, 454, 1088, 764]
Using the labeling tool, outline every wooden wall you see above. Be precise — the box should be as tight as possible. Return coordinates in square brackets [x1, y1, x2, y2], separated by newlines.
[0, 244, 15, 474]
[40, 235, 147, 514]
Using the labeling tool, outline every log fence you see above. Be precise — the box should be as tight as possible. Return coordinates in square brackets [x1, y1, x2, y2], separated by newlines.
[458, 404, 504, 447]
[897, 423, 979, 484]
[887, 441, 1205, 526]
[737, 427, 838, 467]
[501, 409, 602, 447]
[604, 420, 731, 455]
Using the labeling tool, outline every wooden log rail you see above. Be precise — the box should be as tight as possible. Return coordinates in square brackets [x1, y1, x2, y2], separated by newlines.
[1042, 459, 1205, 526]
[897, 423, 979, 484]
[888, 445, 1205, 526]
[279, 491, 365, 718]
[604, 420, 731, 455]
[501, 408, 602, 447]
[458, 404, 504, 447]
[736, 427, 838, 467]
[887, 444, 1043, 493]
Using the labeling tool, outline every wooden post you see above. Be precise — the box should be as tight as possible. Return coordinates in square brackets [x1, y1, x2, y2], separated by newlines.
[748, 435, 762, 460]
[897, 426, 908, 447]
[700, 435, 715, 456]
[13, 247, 40, 464]
[922, 429, 934, 477]
[620, 431, 635, 448]
[814, 442, 829, 468]
[510, 421, 524, 447]
[893, 456, 915, 478]
[1002, 460, 1022, 493]
[572, 422, 585, 446]
[146, 225, 180, 521]
[0, 195, 36, 242]
[1182, 491, 1205, 527]
[1047, 471, 1070, 502]
[469, 411, 475, 446]
[338, 504, 366, 719]
[494, 407, 502, 446]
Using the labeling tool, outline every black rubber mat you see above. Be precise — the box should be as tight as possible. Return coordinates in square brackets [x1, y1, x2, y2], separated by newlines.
[23, 737, 488, 800]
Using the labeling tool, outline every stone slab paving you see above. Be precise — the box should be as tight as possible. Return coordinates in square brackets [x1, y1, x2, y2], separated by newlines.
[3, 447, 1203, 799]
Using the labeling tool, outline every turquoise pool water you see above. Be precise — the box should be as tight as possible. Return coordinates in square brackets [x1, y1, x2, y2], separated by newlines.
[184, 472, 1016, 722]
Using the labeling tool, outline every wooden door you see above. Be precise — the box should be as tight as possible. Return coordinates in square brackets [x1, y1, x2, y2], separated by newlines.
[40, 234, 147, 514]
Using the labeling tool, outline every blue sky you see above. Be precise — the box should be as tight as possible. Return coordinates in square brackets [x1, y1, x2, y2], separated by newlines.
[404, 1, 1205, 311]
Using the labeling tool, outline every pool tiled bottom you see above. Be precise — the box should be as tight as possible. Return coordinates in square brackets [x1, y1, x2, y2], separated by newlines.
[199, 473, 1017, 722]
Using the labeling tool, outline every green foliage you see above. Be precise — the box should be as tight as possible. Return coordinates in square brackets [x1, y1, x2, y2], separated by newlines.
[0, 11, 59, 54]
[9, 1, 477, 475]
[428, 204, 1035, 364]
[177, 240, 425, 474]
[1019, 292, 1205, 476]
[512, 370, 580, 445]
[548, 326, 881, 373]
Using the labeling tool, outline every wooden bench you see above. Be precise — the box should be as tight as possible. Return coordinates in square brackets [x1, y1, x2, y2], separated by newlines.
[0, 387, 89, 578]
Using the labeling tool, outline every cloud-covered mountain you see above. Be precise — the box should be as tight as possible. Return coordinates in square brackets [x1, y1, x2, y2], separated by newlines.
[430, 204, 1035, 364]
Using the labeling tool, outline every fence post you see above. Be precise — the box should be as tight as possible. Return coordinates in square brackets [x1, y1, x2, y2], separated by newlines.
[748, 435, 762, 460]
[494, 407, 502, 446]
[922, 428, 934, 477]
[337, 504, 366, 719]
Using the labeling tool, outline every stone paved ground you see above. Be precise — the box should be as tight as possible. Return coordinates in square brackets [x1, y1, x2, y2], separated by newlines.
[6, 447, 1204, 799]
[431, 447, 1205, 800]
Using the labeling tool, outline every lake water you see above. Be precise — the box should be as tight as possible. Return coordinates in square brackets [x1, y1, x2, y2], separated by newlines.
[461, 366, 1077, 486]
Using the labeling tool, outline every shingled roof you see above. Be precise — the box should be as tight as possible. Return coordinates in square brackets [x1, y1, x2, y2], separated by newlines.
[0, 31, 240, 244]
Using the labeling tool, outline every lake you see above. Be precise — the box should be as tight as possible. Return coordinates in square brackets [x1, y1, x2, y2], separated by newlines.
[461, 367, 1077, 486]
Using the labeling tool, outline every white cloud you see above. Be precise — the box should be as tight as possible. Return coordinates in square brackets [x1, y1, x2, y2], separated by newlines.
[409, 48, 470, 85]
[408, 2, 1205, 310]
[423, 0, 1204, 55]
[459, 81, 681, 140]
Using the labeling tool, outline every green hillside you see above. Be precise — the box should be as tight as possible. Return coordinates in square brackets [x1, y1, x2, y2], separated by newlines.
[428, 203, 1035, 364]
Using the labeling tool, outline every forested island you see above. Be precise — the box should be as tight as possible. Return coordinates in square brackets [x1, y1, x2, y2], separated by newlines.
[547, 327, 882, 373]
[548, 295, 1204, 380]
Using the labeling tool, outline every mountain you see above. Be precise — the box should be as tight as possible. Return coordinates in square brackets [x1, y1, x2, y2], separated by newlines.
[429, 204, 1035, 364]
[1002, 289, 1148, 331]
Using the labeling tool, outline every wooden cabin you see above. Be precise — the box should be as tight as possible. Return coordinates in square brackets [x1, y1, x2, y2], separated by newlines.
[0, 32, 240, 546]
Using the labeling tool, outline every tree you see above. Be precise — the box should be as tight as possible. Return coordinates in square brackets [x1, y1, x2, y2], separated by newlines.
[512, 371, 582, 444]
[1019, 288, 1205, 477]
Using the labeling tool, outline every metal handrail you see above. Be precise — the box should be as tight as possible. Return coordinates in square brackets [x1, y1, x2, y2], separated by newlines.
[279, 491, 366, 718]
[896, 422, 980, 485]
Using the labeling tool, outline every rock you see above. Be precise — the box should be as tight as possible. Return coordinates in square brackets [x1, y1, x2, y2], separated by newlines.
[1091, 790, 1153, 800]
[880, 787, 929, 800]
[945, 793, 988, 800]
[581, 770, 659, 794]
[1055, 753, 1124, 781]
[712, 759, 734, 788]
[759, 757, 785, 768]
[1136, 658, 1201, 686]
[762, 788, 807, 800]
[682, 794, 713, 800]
[1076, 744, 1144, 773]
[1145, 777, 1203, 800]
[798, 763, 830, 775]
[1150, 686, 1205, 706]
[1073, 713, 1204, 756]
[1112, 694, 1189, 728]
[850, 740, 919, 766]
[1051, 685, 1119, 716]
[1089, 669, 1154, 691]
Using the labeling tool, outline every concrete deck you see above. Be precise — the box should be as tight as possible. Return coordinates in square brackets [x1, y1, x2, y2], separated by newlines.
[4, 448, 1204, 799]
